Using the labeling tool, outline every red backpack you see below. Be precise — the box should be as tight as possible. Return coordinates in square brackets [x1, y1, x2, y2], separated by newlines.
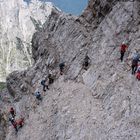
[136, 73, 140, 80]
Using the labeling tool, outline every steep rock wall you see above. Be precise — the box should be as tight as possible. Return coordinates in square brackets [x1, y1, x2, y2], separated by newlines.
[5, 0, 140, 140]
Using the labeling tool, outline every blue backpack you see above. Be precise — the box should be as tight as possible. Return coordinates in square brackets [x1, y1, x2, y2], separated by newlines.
[133, 53, 140, 61]
[35, 91, 40, 97]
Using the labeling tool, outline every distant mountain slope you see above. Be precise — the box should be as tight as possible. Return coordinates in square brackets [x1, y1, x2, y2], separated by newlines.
[0, 0, 54, 81]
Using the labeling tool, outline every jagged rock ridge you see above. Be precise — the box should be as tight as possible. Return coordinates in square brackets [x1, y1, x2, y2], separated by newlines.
[2, 0, 140, 140]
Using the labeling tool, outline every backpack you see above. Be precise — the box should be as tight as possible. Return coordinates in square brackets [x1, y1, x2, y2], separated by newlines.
[59, 63, 65, 68]
[41, 80, 45, 86]
[85, 56, 90, 62]
[132, 54, 139, 60]
[37, 92, 40, 96]
[136, 73, 140, 80]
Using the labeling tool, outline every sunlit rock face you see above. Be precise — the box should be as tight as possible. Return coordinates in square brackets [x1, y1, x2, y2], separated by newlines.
[0, 0, 53, 81]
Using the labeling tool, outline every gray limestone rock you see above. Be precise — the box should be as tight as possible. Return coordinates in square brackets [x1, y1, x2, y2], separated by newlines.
[3, 0, 140, 140]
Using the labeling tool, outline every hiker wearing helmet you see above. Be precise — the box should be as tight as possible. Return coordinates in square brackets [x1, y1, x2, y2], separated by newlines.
[131, 49, 140, 74]
[120, 41, 128, 62]
[41, 78, 49, 92]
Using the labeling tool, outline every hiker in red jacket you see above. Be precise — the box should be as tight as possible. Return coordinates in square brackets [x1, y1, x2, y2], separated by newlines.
[17, 117, 24, 128]
[136, 65, 140, 80]
[120, 42, 128, 62]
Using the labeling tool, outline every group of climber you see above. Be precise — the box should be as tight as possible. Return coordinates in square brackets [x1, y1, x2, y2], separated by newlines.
[120, 42, 140, 80]
[34, 59, 90, 101]
[9, 107, 24, 133]
[34, 63, 65, 101]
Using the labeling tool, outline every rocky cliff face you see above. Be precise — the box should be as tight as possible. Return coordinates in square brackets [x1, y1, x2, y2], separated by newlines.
[3, 0, 140, 140]
[0, 0, 54, 81]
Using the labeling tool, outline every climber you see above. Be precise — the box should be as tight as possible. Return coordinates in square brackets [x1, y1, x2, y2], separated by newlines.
[120, 41, 128, 62]
[41, 78, 49, 91]
[59, 62, 65, 75]
[9, 117, 18, 132]
[131, 50, 140, 74]
[83, 55, 90, 70]
[48, 74, 54, 84]
[9, 107, 16, 118]
[34, 91, 42, 101]
[136, 65, 140, 80]
[17, 117, 24, 128]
